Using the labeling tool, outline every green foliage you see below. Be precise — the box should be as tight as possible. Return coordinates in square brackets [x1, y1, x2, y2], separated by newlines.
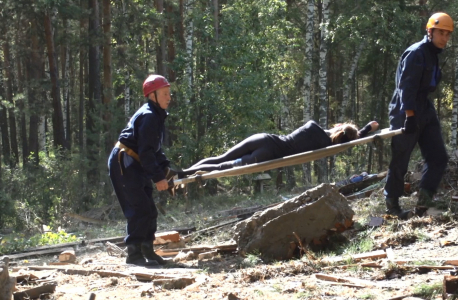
[413, 282, 443, 298]
[241, 251, 263, 268]
[343, 229, 375, 255]
[0, 229, 79, 255]
[0, 150, 113, 230]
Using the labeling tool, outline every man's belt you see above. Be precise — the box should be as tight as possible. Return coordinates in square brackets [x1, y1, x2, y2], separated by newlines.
[115, 141, 140, 162]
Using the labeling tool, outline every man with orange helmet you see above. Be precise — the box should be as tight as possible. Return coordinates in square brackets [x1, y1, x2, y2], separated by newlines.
[384, 13, 453, 219]
[108, 74, 176, 266]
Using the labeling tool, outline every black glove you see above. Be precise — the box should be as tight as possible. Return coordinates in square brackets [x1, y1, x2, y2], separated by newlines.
[402, 115, 417, 134]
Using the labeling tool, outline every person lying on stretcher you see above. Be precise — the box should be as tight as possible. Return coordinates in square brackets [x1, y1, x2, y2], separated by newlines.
[173, 120, 379, 179]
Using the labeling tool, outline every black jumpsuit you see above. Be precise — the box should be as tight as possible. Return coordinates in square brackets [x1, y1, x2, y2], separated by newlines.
[384, 36, 449, 199]
[108, 101, 170, 245]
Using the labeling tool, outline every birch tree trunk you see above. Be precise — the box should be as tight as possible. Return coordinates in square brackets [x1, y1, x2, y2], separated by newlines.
[340, 42, 364, 123]
[2, 36, 18, 167]
[16, 39, 29, 165]
[318, 0, 330, 129]
[317, 0, 330, 182]
[302, 0, 315, 185]
[184, 0, 193, 103]
[27, 17, 41, 165]
[61, 18, 71, 149]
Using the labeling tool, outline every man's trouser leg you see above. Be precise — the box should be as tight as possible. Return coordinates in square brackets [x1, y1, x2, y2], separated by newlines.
[417, 115, 448, 196]
[108, 150, 157, 245]
[414, 113, 449, 216]
[384, 132, 418, 199]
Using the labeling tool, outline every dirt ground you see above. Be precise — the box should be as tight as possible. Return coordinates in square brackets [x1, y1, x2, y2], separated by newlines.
[8, 191, 458, 300]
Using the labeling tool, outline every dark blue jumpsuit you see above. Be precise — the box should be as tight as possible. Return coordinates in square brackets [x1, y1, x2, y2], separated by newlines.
[384, 36, 449, 199]
[108, 101, 170, 245]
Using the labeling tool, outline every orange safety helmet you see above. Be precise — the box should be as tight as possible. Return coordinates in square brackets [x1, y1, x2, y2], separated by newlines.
[142, 75, 170, 97]
[426, 12, 454, 32]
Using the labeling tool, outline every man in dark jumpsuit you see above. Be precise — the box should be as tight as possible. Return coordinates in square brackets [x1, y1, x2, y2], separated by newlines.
[108, 75, 174, 265]
[384, 13, 453, 219]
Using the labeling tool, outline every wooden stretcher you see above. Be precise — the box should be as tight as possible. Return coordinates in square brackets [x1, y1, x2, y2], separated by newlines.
[170, 128, 403, 187]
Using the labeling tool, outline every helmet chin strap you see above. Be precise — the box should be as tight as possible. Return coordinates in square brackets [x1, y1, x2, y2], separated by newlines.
[149, 91, 159, 104]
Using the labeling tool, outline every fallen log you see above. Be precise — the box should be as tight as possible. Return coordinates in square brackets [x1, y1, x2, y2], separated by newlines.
[13, 284, 56, 300]
[12, 266, 131, 278]
[183, 220, 241, 239]
[65, 213, 107, 225]
[13, 266, 199, 282]
[338, 171, 387, 196]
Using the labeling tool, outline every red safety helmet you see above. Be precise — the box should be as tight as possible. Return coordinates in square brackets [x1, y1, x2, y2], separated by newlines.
[426, 12, 454, 32]
[142, 75, 171, 97]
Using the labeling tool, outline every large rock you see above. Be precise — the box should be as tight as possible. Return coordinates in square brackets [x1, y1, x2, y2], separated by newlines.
[234, 183, 354, 260]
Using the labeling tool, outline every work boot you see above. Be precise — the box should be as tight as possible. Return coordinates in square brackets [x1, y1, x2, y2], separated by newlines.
[126, 244, 158, 266]
[141, 241, 166, 265]
[385, 198, 413, 220]
[414, 189, 435, 217]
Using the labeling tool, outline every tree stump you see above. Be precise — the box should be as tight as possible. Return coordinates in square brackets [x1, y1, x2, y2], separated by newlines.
[0, 256, 15, 300]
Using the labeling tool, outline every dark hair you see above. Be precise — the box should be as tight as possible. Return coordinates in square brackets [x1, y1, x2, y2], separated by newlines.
[330, 123, 359, 144]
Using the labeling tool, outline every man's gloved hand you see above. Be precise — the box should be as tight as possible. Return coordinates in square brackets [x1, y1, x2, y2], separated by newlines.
[402, 115, 417, 134]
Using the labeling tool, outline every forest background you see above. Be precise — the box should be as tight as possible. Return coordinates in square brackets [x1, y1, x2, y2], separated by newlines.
[1, 0, 457, 232]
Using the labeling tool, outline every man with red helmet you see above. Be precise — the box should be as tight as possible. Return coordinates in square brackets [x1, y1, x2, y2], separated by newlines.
[384, 13, 453, 219]
[108, 74, 176, 266]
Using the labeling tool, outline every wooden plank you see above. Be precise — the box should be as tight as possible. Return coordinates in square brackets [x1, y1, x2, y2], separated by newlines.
[394, 258, 458, 266]
[156, 243, 237, 258]
[133, 272, 195, 282]
[154, 231, 180, 244]
[324, 250, 386, 264]
[58, 249, 76, 263]
[315, 273, 380, 287]
[350, 250, 387, 261]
